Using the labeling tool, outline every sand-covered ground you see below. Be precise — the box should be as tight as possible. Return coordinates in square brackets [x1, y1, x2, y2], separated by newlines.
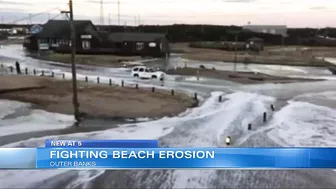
[0, 75, 197, 119]
[171, 43, 336, 67]
[166, 67, 323, 84]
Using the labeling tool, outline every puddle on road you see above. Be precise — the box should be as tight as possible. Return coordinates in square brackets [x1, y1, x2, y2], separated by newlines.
[1, 105, 33, 120]
[0, 118, 130, 146]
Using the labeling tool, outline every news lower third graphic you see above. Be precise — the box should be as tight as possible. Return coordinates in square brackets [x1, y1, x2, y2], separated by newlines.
[0, 140, 336, 169]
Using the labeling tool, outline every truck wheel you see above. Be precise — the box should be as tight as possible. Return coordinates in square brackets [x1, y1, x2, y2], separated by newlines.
[151, 75, 157, 79]
[134, 74, 139, 77]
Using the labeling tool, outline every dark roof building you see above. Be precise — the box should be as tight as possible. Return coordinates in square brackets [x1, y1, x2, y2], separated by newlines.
[23, 21, 170, 57]
[108, 32, 167, 43]
[107, 32, 170, 57]
[23, 19, 101, 51]
[247, 37, 264, 43]
[36, 20, 99, 39]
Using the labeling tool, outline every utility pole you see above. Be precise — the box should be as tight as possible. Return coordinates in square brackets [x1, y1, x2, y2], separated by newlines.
[118, 0, 120, 25]
[234, 34, 238, 72]
[108, 13, 111, 26]
[29, 14, 32, 25]
[281, 35, 285, 57]
[108, 13, 111, 32]
[100, 0, 104, 25]
[61, 0, 80, 122]
[138, 15, 140, 32]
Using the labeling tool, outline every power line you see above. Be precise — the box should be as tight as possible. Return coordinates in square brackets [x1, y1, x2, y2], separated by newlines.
[6, 7, 61, 24]
[118, 0, 120, 25]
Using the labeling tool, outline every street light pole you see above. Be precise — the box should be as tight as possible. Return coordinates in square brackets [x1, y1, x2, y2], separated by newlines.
[61, 0, 80, 122]
[234, 34, 238, 72]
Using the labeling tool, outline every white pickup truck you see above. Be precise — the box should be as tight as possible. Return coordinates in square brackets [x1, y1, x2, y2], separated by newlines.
[131, 66, 165, 81]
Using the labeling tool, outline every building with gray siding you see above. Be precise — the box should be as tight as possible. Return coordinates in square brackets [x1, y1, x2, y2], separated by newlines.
[242, 25, 287, 37]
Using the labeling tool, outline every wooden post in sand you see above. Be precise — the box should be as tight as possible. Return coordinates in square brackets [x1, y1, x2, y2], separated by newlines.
[197, 70, 200, 81]
[271, 104, 275, 111]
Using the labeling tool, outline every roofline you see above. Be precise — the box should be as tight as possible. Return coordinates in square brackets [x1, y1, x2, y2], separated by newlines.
[243, 25, 287, 28]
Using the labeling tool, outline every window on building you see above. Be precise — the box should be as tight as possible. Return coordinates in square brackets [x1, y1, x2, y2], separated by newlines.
[82, 40, 91, 49]
[136, 42, 144, 51]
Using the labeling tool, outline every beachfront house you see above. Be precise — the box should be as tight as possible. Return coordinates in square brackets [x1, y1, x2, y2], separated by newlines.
[23, 20, 101, 51]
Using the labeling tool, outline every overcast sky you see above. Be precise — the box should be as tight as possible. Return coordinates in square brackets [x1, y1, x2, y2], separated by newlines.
[0, 0, 335, 27]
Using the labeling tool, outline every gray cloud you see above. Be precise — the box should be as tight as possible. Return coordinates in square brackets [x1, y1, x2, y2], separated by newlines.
[84, 0, 123, 4]
[0, 0, 32, 5]
[310, 6, 327, 10]
[221, 0, 256, 2]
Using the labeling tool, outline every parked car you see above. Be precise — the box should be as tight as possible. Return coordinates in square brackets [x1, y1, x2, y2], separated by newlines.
[328, 67, 336, 75]
[131, 66, 165, 80]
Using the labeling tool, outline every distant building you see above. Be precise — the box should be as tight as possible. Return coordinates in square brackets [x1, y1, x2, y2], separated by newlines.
[107, 32, 170, 57]
[0, 25, 28, 35]
[23, 20, 170, 57]
[246, 37, 264, 51]
[242, 25, 287, 37]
